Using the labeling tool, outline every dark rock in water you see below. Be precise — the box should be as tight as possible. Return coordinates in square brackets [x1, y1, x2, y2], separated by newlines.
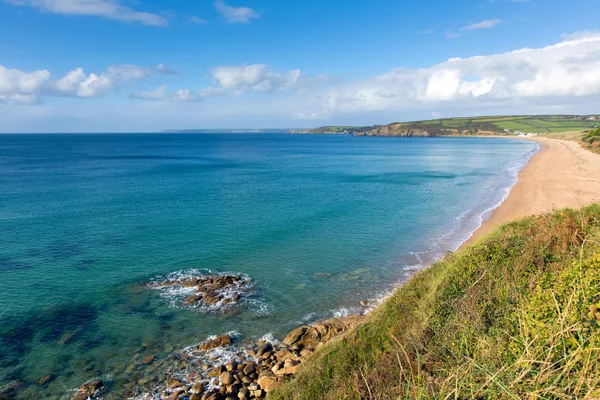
[149, 273, 252, 308]
[71, 380, 103, 400]
[142, 355, 156, 364]
[0, 381, 24, 398]
[197, 334, 232, 351]
[37, 374, 54, 385]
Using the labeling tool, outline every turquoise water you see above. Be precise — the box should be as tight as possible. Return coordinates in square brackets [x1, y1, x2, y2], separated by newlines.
[0, 134, 538, 398]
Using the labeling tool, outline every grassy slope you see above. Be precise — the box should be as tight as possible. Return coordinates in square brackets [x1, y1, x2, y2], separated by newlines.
[308, 115, 599, 136]
[270, 204, 600, 399]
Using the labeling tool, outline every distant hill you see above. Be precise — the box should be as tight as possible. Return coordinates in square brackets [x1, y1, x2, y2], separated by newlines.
[295, 115, 600, 137]
[161, 129, 293, 133]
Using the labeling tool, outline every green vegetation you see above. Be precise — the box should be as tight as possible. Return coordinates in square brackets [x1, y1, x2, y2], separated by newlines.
[270, 204, 600, 399]
[412, 115, 599, 134]
[583, 128, 600, 153]
[304, 115, 599, 136]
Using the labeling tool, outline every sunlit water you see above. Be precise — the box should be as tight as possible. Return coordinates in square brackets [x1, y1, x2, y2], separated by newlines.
[0, 133, 538, 398]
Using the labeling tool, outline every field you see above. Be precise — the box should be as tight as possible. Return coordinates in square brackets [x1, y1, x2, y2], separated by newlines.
[305, 115, 599, 137]
[414, 115, 599, 134]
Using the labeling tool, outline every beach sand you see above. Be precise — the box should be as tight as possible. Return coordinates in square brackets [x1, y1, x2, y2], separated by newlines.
[462, 137, 600, 248]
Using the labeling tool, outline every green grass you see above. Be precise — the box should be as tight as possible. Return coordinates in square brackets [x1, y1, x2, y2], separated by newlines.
[270, 204, 600, 400]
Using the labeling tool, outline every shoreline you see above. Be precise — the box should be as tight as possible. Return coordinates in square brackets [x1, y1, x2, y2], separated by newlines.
[65, 136, 600, 400]
[460, 137, 600, 249]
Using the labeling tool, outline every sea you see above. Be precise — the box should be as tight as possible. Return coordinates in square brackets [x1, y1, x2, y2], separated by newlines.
[0, 133, 539, 398]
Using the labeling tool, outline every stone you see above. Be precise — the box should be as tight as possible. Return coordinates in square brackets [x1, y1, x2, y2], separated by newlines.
[207, 365, 226, 377]
[225, 361, 238, 371]
[71, 380, 103, 400]
[225, 384, 240, 395]
[142, 355, 156, 364]
[242, 363, 255, 375]
[284, 359, 298, 368]
[191, 382, 204, 393]
[283, 326, 308, 346]
[199, 335, 232, 351]
[247, 383, 259, 391]
[37, 375, 54, 385]
[166, 379, 183, 389]
[274, 349, 291, 360]
[274, 365, 298, 376]
[257, 376, 277, 393]
[219, 372, 235, 386]
[190, 394, 202, 400]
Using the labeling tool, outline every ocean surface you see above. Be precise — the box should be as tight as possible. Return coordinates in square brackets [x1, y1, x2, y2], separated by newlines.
[0, 133, 538, 398]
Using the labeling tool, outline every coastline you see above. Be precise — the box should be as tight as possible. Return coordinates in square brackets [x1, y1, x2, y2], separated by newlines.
[460, 136, 600, 249]
[139, 136, 600, 399]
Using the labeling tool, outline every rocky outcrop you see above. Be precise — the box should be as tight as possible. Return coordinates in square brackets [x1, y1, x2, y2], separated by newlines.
[150, 314, 365, 400]
[283, 314, 364, 347]
[361, 123, 443, 137]
[150, 274, 251, 307]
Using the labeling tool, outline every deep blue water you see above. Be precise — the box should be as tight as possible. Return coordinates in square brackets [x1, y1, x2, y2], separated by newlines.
[0, 133, 538, 398]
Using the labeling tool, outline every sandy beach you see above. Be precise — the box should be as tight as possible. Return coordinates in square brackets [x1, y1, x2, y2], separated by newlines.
[463, 137, 600, 247]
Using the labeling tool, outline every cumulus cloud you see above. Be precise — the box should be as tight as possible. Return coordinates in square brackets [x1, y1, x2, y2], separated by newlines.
[4, 33, 600, 128]
[294, 31, 600, 118]
[461, 19, 502, 31]
[209, 64, 305, 93]
[0, 64, 175, 103]
[0, 66, 51, 104]
[214, 0, 259, 23]
[5, 0, 168, 26]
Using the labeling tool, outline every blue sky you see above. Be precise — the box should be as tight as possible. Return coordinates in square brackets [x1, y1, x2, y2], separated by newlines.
[1, 0, 600, 132]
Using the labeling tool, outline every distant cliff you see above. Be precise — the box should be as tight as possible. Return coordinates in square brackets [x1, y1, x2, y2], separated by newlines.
[295, 122, 448, 136]
[357, 122, 445, 137]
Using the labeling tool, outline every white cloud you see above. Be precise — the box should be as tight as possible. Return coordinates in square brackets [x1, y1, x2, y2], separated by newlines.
[4, 33, 600, 130]
[293, 32, 600, 118]
[5, 0, 167, 26]
[209, 64, 305, 93]
[0, 64, 175, 103]
[137, 84, 169, 101]
[0, 66, 51, 104]
[214, 0, 259, 23]
[461, 19, 502, 31]
[189, 16, 208, 24]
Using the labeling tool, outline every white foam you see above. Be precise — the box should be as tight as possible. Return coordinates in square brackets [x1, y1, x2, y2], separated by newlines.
[148, 269, 255, 313]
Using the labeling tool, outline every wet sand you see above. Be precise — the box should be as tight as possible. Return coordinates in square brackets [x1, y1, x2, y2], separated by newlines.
[462, 137, 600, 248]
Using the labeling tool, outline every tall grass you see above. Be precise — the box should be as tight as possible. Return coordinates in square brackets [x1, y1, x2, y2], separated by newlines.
[270, 204, 600, 399]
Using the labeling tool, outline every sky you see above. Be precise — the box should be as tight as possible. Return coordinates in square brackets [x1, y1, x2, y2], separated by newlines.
[1, 0, 600, 132]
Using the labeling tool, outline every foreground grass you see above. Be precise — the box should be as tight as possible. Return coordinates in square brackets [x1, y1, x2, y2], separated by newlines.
[270, 204, 600, 399]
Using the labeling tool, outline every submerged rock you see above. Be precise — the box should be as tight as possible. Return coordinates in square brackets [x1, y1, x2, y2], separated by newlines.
[71, 380, 103, 400]
[149, 273, 252, 309]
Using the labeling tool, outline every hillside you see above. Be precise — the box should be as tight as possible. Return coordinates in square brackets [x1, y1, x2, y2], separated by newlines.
[270, 204, 600, 399]
[298, 115, 599, 137]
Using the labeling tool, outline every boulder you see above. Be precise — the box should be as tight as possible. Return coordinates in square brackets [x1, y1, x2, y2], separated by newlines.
[71, 380, 103, 400]
[219, 372, 234, 386]
[257, 376, 277, 393]
[199, 335, 232, 351]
